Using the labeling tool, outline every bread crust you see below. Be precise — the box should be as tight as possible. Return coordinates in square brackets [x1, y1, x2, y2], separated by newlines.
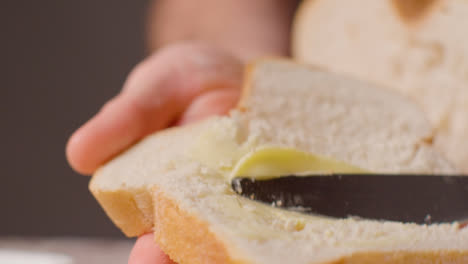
[294, 0, 442, 29]
[93, 186, 468, 264]
[291, 0, 315, 59]
[390, 0, 440, 23]
[90, 187, 153, 237]
[152, 186, 250, 264]
[327, 251, 468, 264]
[235, 61, 255, 111]
[153, 190, 468, 264]
[238, 58, 325, 109]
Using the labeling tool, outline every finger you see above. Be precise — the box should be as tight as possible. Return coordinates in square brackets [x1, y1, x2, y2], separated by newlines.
[128, 234, 176, 264]
[66, 96, 146, 175]
[177, 87, 240, 125]
[66, 43, 242, 174]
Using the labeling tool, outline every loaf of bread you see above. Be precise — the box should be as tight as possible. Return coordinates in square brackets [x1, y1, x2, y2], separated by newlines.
[293, 0, 468, 172]
[90, 60, 467, 264]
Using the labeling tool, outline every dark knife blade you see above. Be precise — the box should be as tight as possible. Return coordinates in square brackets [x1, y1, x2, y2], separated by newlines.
[231, 174, 468, 224]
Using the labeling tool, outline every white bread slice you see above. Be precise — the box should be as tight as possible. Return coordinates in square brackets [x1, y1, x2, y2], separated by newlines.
[293, 0, 468, 172]
[90, 60, 467, 264]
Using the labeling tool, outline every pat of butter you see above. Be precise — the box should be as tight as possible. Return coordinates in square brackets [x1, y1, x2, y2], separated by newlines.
[230, 147, 367, 180]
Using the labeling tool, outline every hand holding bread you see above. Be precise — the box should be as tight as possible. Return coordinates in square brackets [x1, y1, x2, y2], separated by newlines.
[66, 42, 244, 264]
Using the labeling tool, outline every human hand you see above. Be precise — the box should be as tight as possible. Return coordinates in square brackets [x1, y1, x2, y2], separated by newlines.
[66, 42, 243, 263]
[128, 234, 176, 264]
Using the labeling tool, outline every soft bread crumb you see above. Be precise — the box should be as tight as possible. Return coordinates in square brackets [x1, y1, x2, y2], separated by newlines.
[293, 0, 468, 172]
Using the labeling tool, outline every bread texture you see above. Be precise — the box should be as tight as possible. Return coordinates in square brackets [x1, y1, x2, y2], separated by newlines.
[90, 60, 467, 264]
[293, 0, 468, 172]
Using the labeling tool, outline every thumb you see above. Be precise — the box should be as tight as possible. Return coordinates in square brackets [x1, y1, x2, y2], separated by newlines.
[176, 87, 240, 125]
[128, 234, 176, 264]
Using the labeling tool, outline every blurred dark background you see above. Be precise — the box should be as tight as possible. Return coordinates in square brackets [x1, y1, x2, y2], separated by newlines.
[1, 0, 149, 237]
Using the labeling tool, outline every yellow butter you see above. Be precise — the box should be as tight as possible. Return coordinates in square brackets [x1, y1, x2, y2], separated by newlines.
[230, 147, 367, 181]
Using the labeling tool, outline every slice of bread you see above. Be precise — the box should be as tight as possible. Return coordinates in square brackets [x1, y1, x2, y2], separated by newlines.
[90, 60, 467, 264]
[293, 0, 468, 172]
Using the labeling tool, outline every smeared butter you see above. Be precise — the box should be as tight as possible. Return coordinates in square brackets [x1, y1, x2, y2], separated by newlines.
[188, 118, 255, 175]
[188, 119, 366, 181]
[189, 120, 366, 182]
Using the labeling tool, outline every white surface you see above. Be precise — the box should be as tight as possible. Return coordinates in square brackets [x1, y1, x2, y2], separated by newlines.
[0, 249, 73, 264]
[0, 238, 133, 264]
